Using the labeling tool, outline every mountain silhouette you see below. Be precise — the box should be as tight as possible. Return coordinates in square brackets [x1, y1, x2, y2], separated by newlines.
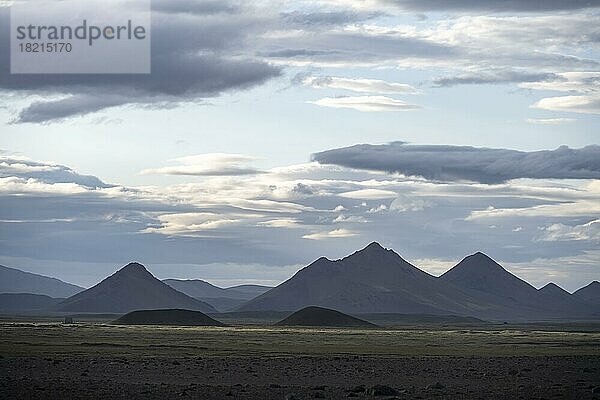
[240, 242, 480, 316]
[57, 263, 216, 314]
[275, 306, 377, 328]
[163, 279, 271, 311]
[239, 243, 597, 321]
[573, 281, 600, 312]
[440, 252, 542, 305]
[440, 254, 592, 318]
[113, 309, 225, 326]
[0, 265, 83, 298]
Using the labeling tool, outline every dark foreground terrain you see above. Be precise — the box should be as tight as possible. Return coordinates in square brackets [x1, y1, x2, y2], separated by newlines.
[0, 321, 599, 399]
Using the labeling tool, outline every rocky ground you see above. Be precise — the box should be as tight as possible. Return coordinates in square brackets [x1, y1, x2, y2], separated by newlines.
[1, 354, 599, 399]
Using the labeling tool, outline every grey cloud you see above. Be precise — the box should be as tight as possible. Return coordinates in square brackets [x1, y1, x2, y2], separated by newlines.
[313, 142, 600, 184]
[433, 70, 559, 87]
[15, 95, 128, 124]
[0, 2, 281, 123]
[384, 0, 600, 12]
[280, 10, 383, 27]
[152, 0, 241, 15]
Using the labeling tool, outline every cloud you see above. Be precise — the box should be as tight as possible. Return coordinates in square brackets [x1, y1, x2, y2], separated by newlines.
[141, 153, 263, 176]
[367, 204, 388, 213]
[333, 214, 368, 223]
[523, 72, 600, 115]
[301, 76, 419, 94]
[531, 94, 600, 114]
[0, 155, 109, 187]
[257, 218, 302, 228]
[526, 118, 576, 125]
[0, 177, 89, 196]
[338, 188, 398, 199]
[390, 196, 430, 212]
[280, 10, 383, 27]
[313, 142, 600, 184]
[0, 2, 281, 123]
[520, 72, 600, 93]
[466, 200, 600, 220]
[382, 0, 600, 12]
[433, 70, 558, 87]
[538, 219, 600, 242]
[142, 212, 248, 237]
[302, 228, 359, 240]
[308, 96, 421, 112]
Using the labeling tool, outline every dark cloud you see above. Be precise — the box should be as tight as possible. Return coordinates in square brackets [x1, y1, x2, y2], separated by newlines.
[313, 142, 600, 184]
[385, 0, 600, 12]
[0, 2, 281, 123]
[433, 70, 559, 87]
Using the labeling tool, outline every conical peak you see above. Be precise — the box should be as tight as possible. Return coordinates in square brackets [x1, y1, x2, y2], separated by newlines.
[542, 282, 560, 289]
[540, 282, 567, 294]
[116, 262, 151, 277]
[468, 251, 493, 261]
[359, 242, 388, 254]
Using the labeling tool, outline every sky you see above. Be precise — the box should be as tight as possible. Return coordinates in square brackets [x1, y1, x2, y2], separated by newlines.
[0, 0, 599, 291]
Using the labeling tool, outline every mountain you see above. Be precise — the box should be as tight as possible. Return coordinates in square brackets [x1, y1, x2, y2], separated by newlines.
[239, 242, 480, 316]
[440, 252, 540, 305]
[275, 306, 377, 328]
[163, 279, 272, 311]
[440, 254, 592, 319]
[539, 282, 571, 297]
[57, 263, 217, 314]
[113, 309, 225, 326]
[239, 243, 596, 321]
[0, 293, 63, 312]
[0, 265, 83, 298]
[573, 281, 600, 311]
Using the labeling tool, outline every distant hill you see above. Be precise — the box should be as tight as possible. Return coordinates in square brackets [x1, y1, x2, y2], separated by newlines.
[57, 263, 217, 314]
[0, 265, 83, 298]
[226, 284, 273, 298]
[573, 281, 600, 311]
[275, 306, 377, 328]
[163, 279, 272, 312]
[0, 293, 63, 312]
[113, 309, 225, 326]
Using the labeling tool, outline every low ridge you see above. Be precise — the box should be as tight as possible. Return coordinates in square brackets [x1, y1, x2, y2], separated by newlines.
[275, 306, 377, 328]
[113, 309, 225, 326]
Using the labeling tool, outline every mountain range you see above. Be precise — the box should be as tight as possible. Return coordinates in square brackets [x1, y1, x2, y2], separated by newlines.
[239, 243, 599, 321]
[163, 279, 271, 311]
[0, 243, 598, 321]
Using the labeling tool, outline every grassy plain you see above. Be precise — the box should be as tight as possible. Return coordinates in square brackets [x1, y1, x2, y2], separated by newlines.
[1, 321, 600, 358]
